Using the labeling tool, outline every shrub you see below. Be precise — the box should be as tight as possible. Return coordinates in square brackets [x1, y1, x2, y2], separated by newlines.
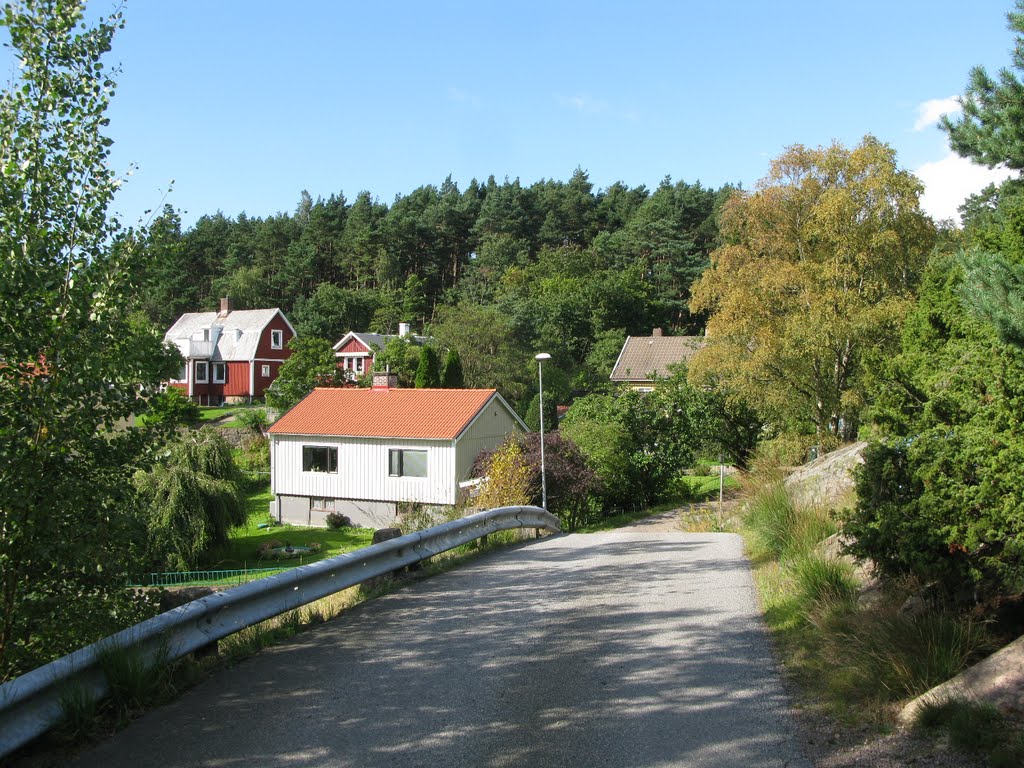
[147, 387, 200, 428]
[325, 511, 351, 529]
[235, 407, 268, 434]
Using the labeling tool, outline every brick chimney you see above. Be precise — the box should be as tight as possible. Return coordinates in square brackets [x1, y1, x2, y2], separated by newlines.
[652, 327, 663, 337]
[219, 297, 233, 317]
[372, 371, 398, 390]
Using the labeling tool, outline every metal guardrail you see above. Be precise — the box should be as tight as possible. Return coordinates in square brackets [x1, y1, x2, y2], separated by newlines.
[0, 505, 559, 759]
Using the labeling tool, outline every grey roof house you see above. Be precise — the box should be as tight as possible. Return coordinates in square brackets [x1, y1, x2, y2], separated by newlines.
[610, 329, 705, 390]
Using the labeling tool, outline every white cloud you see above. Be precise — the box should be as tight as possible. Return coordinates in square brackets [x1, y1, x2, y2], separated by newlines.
[914, 96, 962, 132]
[915, 152, 1014, 222]
[562, 94, 608, 114]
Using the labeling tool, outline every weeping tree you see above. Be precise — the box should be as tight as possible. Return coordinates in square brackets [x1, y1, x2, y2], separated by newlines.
[135, 429, 246, 571]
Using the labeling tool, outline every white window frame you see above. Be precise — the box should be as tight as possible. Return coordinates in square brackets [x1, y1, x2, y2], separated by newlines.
[195, 360, 209, 383]
[261, 364, 271, 377]
[212, 362, 226, 384]
[271, 329, 284, 349]
[389, 448, 427, 478]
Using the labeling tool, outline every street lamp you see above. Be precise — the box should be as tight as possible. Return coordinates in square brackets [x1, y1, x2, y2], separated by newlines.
[535, 352, 551, 510]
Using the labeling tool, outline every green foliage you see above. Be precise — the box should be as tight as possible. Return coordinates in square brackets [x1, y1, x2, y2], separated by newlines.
[440, 348, 464, 388]
[265, 336, 343, 412]
[135, 429, 247, 571]
[414, 345, 441, 388]
[473, 438, 532, 510]
[562, 367, 759, 505]
[146, 387, 200, 428]
[851, 253, 1024, 602]
[942, 1, 1024, 171]
[958, 248, 1024, 348]
[371, 336, 421, 387]
[235, 407, 269, 435]
[691, 137, 934, 440]
[324, 511, 351, 529]
[523, 391, 556, 432]
[291, 282, 378, 340]
[0, 1, 183, 681]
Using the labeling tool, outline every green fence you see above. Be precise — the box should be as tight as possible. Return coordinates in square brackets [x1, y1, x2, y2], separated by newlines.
[133, 567, 291, 588]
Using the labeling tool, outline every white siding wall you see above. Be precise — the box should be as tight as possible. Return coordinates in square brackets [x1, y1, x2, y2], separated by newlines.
[454, 399, 524, 482]
[271, 434, 456, 506]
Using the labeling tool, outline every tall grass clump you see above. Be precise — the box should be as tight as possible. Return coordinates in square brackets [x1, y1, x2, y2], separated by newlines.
[743, 479, 835, 560]
[98, 643, 171, 716]
[789, 553, 858, 614]
[827, 610, 991, 700]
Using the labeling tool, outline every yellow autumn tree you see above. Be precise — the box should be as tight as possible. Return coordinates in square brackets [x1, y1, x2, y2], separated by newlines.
[474, 438, 532, 510]
[689, 136, 935, 441]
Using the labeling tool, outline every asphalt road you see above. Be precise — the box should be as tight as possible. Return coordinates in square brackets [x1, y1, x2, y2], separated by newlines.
[72, 531, 811, 768]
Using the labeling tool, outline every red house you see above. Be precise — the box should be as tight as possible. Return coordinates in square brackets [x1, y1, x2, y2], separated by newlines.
[164, 298, 296, 405]
[332, 323, 430, 380]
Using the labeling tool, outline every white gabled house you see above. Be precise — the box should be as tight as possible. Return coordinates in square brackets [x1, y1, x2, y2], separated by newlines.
[267, 374, 527, 528]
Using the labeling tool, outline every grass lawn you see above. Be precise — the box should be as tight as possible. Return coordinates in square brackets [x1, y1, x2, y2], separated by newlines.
[199, 488, 376, 571]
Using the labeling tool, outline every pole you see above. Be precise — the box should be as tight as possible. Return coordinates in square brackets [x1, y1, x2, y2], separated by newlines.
[538, 358, 547, 510]
[718, 451, 724, 517]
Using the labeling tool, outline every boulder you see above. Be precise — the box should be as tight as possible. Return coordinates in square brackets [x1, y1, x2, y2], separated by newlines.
[899, 633, 1024, 725]
[784, 440, 867, 511]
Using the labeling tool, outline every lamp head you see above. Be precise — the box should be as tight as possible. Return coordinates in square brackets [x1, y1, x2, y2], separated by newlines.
[535, 352, 551, 362]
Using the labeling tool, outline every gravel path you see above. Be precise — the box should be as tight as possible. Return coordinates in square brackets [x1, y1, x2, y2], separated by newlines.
[72, 532, 811, 768]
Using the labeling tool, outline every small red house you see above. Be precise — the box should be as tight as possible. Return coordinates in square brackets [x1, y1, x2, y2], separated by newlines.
[164, 298, 296, 405]
[332, 323, 430, 379]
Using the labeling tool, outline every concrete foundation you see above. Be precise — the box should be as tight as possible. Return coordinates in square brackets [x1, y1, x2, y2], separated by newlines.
[277, 494, 400, 530]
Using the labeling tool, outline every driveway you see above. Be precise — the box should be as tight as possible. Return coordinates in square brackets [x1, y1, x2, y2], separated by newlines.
[73, 531, 810, 767]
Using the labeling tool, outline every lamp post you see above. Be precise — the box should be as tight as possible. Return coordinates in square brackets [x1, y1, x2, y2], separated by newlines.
[535, 352, 551, 510]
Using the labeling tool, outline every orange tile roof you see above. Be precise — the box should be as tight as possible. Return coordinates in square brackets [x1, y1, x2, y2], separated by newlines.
[268, 387, 501, 440]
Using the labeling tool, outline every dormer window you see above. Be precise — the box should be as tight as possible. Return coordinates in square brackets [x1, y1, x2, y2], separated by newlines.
[202, 329, 210, 341]
[271, 329, 283, 349]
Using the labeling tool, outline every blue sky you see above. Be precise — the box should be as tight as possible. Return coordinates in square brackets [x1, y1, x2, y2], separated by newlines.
[92, 0, 1018, 228]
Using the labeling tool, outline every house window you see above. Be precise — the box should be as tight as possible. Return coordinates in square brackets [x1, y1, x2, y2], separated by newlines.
[212, 362, 226, 384]
[355, 357, 365, 374]
[271, 329, 284, 349]
[302, 446, 338, 473]
[176, 366, 186, 381]
[195, 361, 208, 383]
[261, 364, 271, 377]
[389, 449, 427, 478]
[310, 497, 335, 512]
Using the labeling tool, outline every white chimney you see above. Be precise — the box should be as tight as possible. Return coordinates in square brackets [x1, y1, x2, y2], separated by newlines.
[398, 322, 411, 337]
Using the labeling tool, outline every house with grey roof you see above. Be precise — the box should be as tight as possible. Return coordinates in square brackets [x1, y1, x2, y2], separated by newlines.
[609, 329, 705, 391]
[332, 322, 430, 380]
[164, 298, 296, 405]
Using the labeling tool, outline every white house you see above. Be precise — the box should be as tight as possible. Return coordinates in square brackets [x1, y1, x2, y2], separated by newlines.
[267, 375, 527, 528]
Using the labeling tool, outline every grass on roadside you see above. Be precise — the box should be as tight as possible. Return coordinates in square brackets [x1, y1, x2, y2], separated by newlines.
[741, 471, 994, 728]
[915, 698, 1024, 768]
